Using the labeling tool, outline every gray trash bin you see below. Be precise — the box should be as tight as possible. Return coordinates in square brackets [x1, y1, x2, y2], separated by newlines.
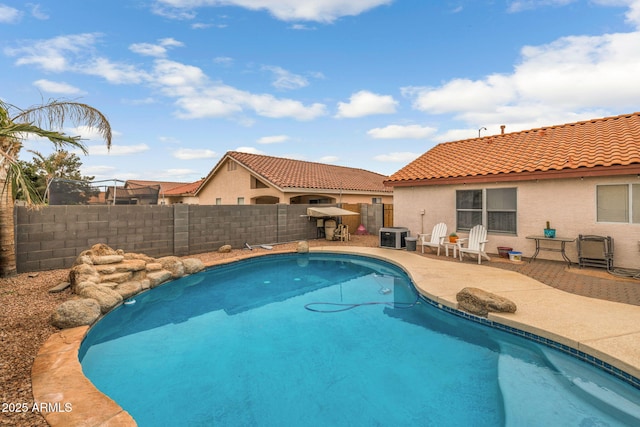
[405, 236, 417, 251]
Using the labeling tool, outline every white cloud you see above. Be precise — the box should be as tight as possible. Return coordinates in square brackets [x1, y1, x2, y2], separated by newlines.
[7, 33, 326, 121]
[373, 152, 421, 163]
[507, 0, 576, 13]
[335, 90, 398, 118]
[33, 79, 85, 95]
[319, 155, 339, 163]
[257, 135, 289, 144]
[235, 146, 265, 154]
[28, 3, 49, 20]
[173, 148, 217, 159]
[5, 33, 98, 72]
[262, 65, 308, 90]
[367, 124, 437, 139]
[0, 4, 21, 23]
[404, 25, 640, 132]
[130, 38, 183, 57]
[5, 33, 150, 84]
[130, 42, 168, 57]
[153, 59, 327, 121]
[154, 0, 393, 23]
[87, 143, 150, 156]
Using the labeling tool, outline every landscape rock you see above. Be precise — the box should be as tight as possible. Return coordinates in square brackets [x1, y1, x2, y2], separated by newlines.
[297, 240, 309, 253]
[50, 299, 101, 329]
[146, 262, 163, 271]
[90, 254, 125, 265]
[78, 285, 123, 314]
[99, 271, 133, 284]
[456, 287, 517, 317]
[89, 243, 118, 256]
[48, 281, 70, 293]
[158, 256, 185, 279]
[54, 243, 209, 329]
[69, 264, 101, 292]
[183, 258, 205, 274]
[218, 244, 232, 253]
[147, 270, 173, 288]
[115, 281, 144, 299]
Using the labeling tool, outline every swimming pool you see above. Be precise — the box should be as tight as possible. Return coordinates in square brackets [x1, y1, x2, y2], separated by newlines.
[79, 253, 640, 426]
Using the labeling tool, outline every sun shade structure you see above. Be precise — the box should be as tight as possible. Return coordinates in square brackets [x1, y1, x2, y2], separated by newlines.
[306, 207, 359, 217]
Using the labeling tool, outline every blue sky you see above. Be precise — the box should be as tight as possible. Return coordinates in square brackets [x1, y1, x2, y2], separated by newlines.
[1, 0, 639, 182]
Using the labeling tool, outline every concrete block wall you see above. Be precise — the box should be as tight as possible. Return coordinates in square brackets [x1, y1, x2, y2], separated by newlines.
[15, 203, 381, 273]
[16, 205, 174, 272]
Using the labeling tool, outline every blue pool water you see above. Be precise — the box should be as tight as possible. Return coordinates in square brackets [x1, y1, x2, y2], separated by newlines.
[80, 253, 640, 426]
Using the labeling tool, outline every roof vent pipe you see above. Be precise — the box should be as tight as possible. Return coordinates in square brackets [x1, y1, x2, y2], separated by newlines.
[500, 125, 506, 134]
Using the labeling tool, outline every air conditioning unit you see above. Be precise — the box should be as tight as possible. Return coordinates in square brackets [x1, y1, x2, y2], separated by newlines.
[379, 227, 409, 249]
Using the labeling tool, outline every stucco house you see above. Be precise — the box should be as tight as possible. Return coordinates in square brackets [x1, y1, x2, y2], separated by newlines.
[385, 112, 640, 268]
[194, 151, 393, 205]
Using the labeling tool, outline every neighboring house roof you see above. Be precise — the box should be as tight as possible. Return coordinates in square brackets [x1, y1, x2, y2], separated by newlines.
[198, 151, 392, 194]
[386, 112, 640, 186]
[126, 180, 189, 194]
[163, 179, 203, 196]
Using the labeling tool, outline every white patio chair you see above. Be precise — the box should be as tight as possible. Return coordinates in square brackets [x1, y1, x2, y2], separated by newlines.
[457, 224, 491, 264]
[418, 222, 447, 255]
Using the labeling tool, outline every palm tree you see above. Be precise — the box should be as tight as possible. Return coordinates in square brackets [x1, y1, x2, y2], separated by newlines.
[0, 99, 111, 277]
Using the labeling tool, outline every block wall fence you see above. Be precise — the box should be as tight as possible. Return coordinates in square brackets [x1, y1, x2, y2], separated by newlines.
[14, 203, 385, 273]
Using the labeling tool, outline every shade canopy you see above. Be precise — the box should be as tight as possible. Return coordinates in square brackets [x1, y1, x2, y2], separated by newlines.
[306, 207, 359, 217]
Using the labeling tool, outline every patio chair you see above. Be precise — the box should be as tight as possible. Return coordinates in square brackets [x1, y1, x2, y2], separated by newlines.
[457, 224, 491, 264]
[418, 223, 447, 255]
[333, 224, 350, 241]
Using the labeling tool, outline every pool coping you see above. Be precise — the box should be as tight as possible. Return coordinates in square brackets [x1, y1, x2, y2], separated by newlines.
[32, 247, 640, 426]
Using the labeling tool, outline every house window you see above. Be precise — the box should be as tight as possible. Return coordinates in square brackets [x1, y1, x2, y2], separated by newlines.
[456, 188, 517, 234]
[237, 197, 245, 205]
[216, 198, 222, 205]
[251, 176, 269, 189]
[597, 184, 640, 223]
[372, 197, 382, 204]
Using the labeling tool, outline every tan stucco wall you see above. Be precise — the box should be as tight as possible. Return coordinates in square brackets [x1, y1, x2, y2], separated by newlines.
[393, 175, 640, 268]
[197, 161, 284, 204]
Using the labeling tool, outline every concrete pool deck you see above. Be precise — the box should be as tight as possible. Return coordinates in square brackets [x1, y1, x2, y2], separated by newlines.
[32, 246, 640, 426]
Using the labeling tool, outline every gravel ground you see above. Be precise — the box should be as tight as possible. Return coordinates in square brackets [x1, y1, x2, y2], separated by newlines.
[0, 236, 377, 426]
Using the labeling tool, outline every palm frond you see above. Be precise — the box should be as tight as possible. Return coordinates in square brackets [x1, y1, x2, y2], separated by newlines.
[11, 99, 112, 149]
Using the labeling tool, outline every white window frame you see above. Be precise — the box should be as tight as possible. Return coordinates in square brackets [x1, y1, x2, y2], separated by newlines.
[456, 188, 517, 234]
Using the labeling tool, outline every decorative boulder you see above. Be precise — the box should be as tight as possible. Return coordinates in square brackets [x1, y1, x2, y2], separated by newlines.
[183, 258, 205, 274]
[51, 299, 101, 329]
[147, 270, 173, 288]
[157, 256, 185, 279]
[89, 243, 118, 256]
[297, 241, 309, 253]
[69, 263, 101, 292]
[53, 243, 213, 329]
[218, 244, 232, 253]
[456, 287, 517, 317]
[115, 281, 144, 299]
[77, 285, 123, 314]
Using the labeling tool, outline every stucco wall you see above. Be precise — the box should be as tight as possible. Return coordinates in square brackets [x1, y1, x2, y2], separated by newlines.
[393, 175, 640, 268]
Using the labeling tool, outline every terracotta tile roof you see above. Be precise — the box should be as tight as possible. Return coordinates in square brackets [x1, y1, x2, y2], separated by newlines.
[126, 180, 189, 193]
[211, 151, 392, 193]
[163, 180, 203, 196]
[386, 112, 640, 185]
